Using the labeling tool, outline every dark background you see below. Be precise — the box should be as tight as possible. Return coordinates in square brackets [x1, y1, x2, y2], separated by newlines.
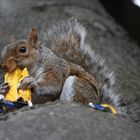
[100, 0, 140, 45]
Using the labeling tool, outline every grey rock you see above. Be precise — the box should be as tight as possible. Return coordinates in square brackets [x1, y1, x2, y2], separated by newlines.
[0, 102, 140, 140]
[0, 0, 140, 139]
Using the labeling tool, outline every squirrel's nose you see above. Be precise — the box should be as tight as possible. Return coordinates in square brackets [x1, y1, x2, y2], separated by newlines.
[0, 61, 8, 72]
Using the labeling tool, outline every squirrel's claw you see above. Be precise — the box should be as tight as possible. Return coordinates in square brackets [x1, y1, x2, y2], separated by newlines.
[18, 76, 37, 90]
[0, 82, 10, 94]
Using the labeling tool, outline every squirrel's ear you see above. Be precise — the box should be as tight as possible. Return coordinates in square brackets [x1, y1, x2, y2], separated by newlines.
[28, 28, 38, 47]
[9, 35, 16, 43]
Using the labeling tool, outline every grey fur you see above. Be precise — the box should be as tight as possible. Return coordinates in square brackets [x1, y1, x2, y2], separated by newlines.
[0, 18, 125, 114]
[20, 46, 68, 99]
[60, 76, 76, 101]
[43, 18, 123, 113]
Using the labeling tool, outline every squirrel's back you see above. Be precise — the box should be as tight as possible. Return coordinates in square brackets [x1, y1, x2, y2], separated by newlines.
[43, 18, 124, 113]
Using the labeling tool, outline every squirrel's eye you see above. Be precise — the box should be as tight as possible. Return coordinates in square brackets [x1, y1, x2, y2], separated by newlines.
[19, 47, 26, 53]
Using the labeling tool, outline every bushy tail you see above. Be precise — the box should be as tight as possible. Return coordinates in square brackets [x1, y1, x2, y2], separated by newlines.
[43, 18, 123, 113]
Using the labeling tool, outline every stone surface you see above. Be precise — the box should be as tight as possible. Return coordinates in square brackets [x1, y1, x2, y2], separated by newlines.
[0, 0, 140, 139]
[0, 102, 140, 140]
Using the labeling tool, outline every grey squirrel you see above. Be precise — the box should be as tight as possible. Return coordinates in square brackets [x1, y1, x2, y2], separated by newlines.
[0, 18, 122, 113]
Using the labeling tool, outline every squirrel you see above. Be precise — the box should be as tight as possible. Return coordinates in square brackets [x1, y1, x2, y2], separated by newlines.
[0, 18, 122, 113]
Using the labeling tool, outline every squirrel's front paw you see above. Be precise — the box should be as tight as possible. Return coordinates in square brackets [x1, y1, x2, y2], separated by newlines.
[18, 76, 37, 90]
[0, 83, 10, 95]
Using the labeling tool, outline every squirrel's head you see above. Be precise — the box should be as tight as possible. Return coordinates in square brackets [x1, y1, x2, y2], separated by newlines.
[0, 28, 39, 72]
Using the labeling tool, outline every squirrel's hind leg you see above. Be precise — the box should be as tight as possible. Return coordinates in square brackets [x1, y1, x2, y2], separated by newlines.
[60, 76, 98, 105]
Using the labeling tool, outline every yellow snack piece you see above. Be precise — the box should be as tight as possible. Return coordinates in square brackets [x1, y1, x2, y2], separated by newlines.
[101, 104, 117, 114]
[4, 68, 32, 103]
